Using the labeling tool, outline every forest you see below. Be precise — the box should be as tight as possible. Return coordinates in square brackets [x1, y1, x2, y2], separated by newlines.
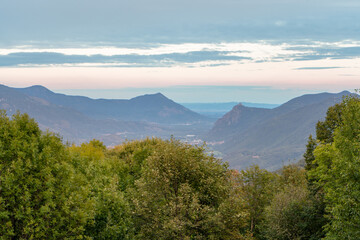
[0, 93, 359, 240]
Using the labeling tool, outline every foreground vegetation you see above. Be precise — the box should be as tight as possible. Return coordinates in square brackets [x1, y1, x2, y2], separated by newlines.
[0, 94, 359, 239]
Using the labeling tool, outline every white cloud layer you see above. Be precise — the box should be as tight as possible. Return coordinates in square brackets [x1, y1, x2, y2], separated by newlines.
[1, 40, 360, 67]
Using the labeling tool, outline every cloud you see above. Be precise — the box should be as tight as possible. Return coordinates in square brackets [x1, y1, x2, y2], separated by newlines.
[287, 44, 360, 61]
[0, 50, 250, 68]
[294, 67, 344, 70]
[0, 40, 360, 68]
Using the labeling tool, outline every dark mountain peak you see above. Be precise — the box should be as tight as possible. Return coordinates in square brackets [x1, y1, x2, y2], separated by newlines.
[208, 103, 269, 139]
[224, 102, 266, 118]
[147, 92, 168, 100]
[17, 85, 56, 98]
[154, 92, 166, 98]
[130, 92, 177, 107]
[131, 92, 167, 100]
[233, 102, 243, 108]
[214, 103, 246, 119]
[217, 105, 245, 126]
[24, 85, 53, 93]
[339, 90, 351, 95]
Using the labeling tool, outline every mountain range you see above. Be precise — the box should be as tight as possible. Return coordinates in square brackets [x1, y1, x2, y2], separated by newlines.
[206, 91, 351, 170]
[0, 84, 211, 145]
[17, 85, 207, 124]
[0, 83, 350, 170]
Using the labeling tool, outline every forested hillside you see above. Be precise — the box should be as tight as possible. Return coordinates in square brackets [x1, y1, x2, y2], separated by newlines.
[1, 92, 360, 239]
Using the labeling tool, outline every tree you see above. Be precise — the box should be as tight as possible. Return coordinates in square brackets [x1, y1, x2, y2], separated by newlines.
[239, 165, 276, 237]
[304, 135, 317, 172]
[304, 102, 344, 172]
[263, 185, 314, 240]
[302, 102, 347, 239]
[69, 140, 133, 239]
[106, 138, 160, 192]
[0, 111, 93, 239]
[216, 170, 250, 239]
[312, 95, 360, 239]
[315, 103, 343, 144]
[126, 138, 248, 239]
[261, 165, 324, 240]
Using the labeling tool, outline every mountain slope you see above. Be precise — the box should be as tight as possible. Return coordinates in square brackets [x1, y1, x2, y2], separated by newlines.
[207, 104, 271, 140]
[17, 85, 207, 124]
[1, 84, 213, 146]
[0, 84, 161, 144]
[207, 91, 351, 170]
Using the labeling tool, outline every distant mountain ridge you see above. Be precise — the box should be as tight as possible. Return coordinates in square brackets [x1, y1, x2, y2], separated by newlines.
[206, 91, 351, 170]
[0, 84, 156, 143]
[17, 85, 207, 124]
[0, 84, 211, 145]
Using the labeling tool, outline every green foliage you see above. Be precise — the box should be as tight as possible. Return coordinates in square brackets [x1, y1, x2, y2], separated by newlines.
[278, 164, 307, 187]
[0, 116, 253, 240]
[263, 185, 316, 240]
[12, 103, 360, 239]
[68, 140, 133, 240]
[304, 103, 344, 174]
[238, 165, 276, 237]
[304, 135, 317, 172]
[0, 111, 94, 239]
[126, 138, 248, 239]
[315, 103, 343, 144]
[301, 101, 347, 239]
[311, 95, 360, 239]
[106, 138, 160, 192]
[217, 170, 250, 239]
[261, 165, 324, 240]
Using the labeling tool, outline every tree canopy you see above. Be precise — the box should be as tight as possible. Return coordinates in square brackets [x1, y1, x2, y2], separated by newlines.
[0, 111, 94, 239]
[1, 92, 359, 239]
[310, 95, 360, 239]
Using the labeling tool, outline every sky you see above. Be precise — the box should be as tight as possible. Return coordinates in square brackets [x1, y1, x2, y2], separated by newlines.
[0, 0, 359, 103]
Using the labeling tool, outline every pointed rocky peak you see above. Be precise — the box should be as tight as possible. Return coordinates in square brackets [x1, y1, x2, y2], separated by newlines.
[230, 103, 246, 111]
[131, 92, 168, 100]
[217, 103, 251, 124]
[153, 92, 166, 98]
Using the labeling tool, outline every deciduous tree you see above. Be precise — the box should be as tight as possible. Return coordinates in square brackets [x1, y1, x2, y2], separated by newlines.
[0, 111, 93, 239]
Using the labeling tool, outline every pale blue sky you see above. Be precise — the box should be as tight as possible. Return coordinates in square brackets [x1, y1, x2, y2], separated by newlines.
[1, 0, 360, 45]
